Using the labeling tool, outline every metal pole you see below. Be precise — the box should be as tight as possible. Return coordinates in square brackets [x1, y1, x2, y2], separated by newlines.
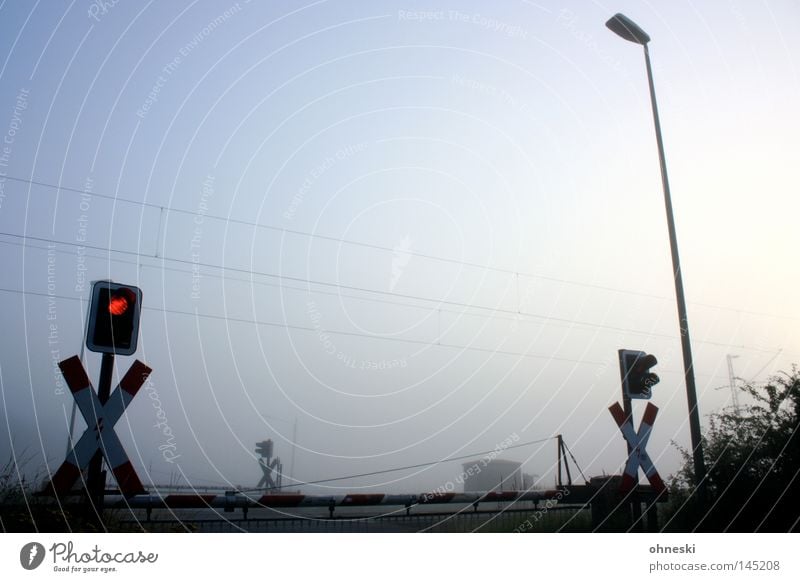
[557, 435, 563, 487]
[66, 400, 77, 457]
[289, 417, 297, 488]
[621, 386, 642, 529]
[642, 44, 707, 501]
[86, 352, 114, 518]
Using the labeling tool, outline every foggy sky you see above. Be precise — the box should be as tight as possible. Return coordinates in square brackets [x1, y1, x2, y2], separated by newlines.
[1, 0, 798, 495]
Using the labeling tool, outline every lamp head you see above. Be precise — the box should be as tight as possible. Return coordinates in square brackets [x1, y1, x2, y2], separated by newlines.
[606, 13, 650, 45]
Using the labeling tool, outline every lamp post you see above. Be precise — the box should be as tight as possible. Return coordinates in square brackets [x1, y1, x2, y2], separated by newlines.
[606, 13, 707, 502]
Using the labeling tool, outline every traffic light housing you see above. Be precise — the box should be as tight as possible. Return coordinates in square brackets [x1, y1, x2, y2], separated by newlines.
[619, 349, 659, 399]
[86, 281, 142, 356]
[255, 440, 273, 458]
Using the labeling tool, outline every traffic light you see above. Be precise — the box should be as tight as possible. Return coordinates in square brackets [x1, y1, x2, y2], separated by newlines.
[619, 349, 659, 399]
[86, 281, 142, 356]
[255, 440, 273, 458]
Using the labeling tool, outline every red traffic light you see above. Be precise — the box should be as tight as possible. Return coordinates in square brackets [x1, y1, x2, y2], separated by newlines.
[107, 288, 136, 316]
[86, 281, 142, 356]
[108, 294, 129, 316]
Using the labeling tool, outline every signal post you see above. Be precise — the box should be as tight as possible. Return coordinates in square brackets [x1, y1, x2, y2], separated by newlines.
[615, 349, 663, 530]
[42, 280, 148, 524]
[85, 281, 143, 514]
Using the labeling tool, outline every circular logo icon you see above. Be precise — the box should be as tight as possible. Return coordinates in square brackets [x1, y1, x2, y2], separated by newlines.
[19, 542, 46, 570]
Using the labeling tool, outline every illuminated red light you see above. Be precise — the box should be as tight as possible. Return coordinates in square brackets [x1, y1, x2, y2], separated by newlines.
[108, 295, 129, 316]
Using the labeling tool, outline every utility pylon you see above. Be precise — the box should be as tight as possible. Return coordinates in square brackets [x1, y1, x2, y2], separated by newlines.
[727, 354, 741, 414]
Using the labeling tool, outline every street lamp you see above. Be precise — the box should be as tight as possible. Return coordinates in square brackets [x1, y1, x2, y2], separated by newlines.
[606, 13, 707, 502]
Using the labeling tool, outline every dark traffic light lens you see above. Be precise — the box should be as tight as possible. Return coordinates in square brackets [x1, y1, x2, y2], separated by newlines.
[619, 349, 660, 399]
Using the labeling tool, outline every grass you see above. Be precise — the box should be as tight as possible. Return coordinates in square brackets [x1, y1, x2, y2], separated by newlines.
[0, 455, 128, 532]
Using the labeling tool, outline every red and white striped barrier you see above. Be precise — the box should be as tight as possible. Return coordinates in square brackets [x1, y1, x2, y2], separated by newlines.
[99, 490, 566, 511]
[42, 356, 151, 498]
[608, 402, 665, 494]
[102, 489, 566, 511]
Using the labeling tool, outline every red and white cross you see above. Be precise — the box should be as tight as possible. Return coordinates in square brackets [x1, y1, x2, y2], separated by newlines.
[43, 356, 150, 498]
[608, 401, 666, 494]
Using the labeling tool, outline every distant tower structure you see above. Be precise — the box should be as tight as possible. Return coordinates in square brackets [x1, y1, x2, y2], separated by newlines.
[727, 354, 741, 414]
[255, 439, 283, 491]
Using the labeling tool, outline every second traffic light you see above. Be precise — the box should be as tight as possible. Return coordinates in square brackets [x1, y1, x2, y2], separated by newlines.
[86, 280, 142, 356]
[255, 440, 274, 458]
[619, 349, 659, 399]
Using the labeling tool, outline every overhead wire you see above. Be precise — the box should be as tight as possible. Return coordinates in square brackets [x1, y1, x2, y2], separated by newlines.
[0, 233, 787, 357]
[241, 435, 558, 490]
[0, 285, 606, 366]
[4, 174, 664, 297]
[5, 172, 799, 323]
